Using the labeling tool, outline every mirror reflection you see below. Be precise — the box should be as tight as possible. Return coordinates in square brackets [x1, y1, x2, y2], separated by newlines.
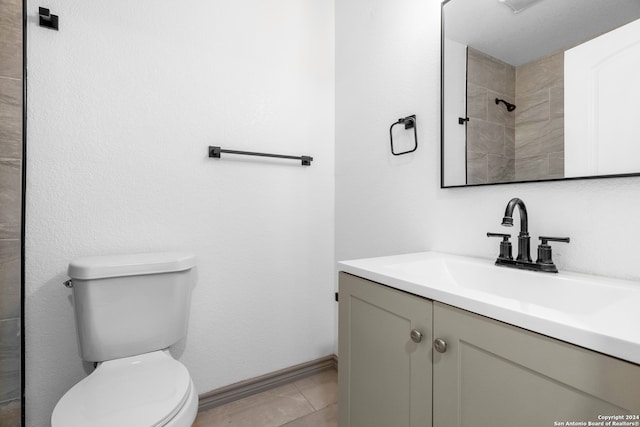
[442, 0, 640, 187]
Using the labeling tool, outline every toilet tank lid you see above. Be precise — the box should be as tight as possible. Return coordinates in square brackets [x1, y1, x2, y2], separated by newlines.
[68, 252, 196, 280]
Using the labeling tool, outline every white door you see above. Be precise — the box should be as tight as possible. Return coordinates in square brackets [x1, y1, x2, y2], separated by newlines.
[565, 18, 640, 177]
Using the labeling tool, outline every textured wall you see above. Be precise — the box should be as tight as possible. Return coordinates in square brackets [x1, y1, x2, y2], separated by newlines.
[335, 0, 434, 264]
[25, 1, 335, 426]
[0, 0, 22, 424]
[336, 0, 640, 284]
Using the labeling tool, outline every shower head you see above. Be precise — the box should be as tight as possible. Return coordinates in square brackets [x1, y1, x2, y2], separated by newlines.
[495, 98, 516, 112]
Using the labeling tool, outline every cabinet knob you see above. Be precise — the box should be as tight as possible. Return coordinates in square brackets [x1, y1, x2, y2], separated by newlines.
[410, 329, 423, 343]
[434, 338, 447, 353]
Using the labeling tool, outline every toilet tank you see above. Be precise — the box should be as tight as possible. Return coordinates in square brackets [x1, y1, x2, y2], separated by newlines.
[68, 252, 196, 362]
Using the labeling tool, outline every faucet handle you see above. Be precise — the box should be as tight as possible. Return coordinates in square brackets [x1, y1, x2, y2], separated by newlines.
[536, 236, 570, 272]
[539, 236, 570, 245]
[487, 232, 511, 241]
[487, 232, 513, 260]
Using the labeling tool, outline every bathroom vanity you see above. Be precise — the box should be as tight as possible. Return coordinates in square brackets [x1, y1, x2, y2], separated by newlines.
[337, 252, 640, 427]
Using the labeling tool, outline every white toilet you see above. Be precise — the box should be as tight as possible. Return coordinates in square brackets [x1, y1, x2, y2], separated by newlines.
[51, 252, 199, 427]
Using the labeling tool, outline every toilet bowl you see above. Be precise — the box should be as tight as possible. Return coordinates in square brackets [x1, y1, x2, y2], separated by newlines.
[51, 252, 198, 427]
[52, 351, 197, 427]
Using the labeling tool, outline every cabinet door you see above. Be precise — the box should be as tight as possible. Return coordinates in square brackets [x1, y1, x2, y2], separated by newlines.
[433, 302, 640, 427]
[338, 273, 432, 427]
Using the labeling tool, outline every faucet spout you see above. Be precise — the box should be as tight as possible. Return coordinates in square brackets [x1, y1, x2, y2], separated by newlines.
[501, 198, 531, 262]
[502, 197, 528, 234]
[489, 198, 569, 273]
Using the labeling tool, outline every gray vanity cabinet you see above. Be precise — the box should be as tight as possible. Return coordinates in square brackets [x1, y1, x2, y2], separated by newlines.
[434, 301, 640, 426]
[338, 272, 433, 427]
[339, 273, 640, 427]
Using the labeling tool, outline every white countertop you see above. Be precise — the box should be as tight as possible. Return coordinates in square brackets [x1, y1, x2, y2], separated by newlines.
[338, 251, 640, 365]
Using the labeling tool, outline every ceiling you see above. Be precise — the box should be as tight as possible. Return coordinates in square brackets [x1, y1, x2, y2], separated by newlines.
[444, 0, 640, 66]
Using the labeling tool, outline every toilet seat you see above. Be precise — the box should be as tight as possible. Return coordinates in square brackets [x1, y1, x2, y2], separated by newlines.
[51, 351, 193, 427]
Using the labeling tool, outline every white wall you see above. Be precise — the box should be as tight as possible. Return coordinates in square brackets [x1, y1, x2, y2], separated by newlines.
[443, 38, 467, 187]
[336, 0, 640, 282]
[336, 0, 435, 262]
[25, 1, 334, 425]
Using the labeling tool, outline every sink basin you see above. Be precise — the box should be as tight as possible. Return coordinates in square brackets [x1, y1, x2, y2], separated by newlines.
[338, 251, 640, 364]
[385, 256, 633, 315]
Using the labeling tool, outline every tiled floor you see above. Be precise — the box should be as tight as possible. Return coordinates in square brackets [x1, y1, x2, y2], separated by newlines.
[193, 368, 337, 427]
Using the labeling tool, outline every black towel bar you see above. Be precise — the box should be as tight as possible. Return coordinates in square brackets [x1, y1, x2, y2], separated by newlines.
[208, 146, 313, 166]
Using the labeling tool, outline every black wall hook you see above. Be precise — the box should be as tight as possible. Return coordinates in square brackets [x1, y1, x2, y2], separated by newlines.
[389, 115, 418, 156]
[39, 7, 59, 30]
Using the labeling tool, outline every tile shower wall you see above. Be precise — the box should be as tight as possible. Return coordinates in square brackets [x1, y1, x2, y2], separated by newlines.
[466, 48, 516, 184]
[0, 0, 22, 426]
[515, 51, 564, 181]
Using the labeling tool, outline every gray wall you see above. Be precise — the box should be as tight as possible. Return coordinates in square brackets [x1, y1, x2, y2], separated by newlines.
[465, 47, 565, 184]
[515, 51, 564, 181]
[0, 0, 23, 426]
[466, 48, 516, 184]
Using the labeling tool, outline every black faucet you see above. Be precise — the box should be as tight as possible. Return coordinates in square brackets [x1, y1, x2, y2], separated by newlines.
[487, 198, 570, 273]
[501, 197, 531, 262]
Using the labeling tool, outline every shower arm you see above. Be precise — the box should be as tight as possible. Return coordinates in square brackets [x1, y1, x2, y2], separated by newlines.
[495, 98, 516, 112]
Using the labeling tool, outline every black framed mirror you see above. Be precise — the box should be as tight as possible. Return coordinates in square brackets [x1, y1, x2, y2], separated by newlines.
[441, 0, 640, 187]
